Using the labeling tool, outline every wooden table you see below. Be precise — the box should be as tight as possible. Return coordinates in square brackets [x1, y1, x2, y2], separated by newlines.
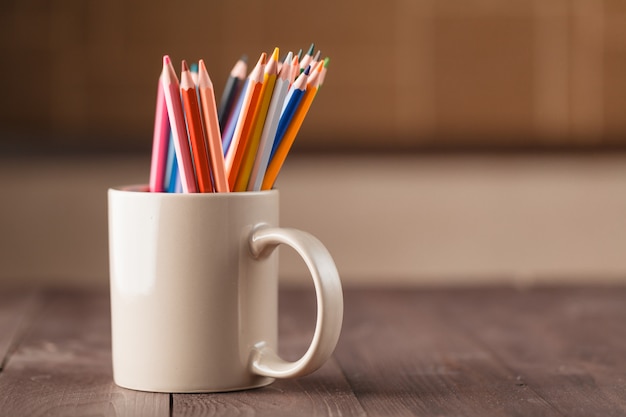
[1, 286, 626, 416]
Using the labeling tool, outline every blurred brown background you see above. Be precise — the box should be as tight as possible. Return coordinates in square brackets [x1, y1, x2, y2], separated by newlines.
[2, 0, 626, 151]
[1, 0, 625, 288]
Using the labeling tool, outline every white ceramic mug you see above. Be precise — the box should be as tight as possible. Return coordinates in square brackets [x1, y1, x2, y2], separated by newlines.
[108, 185, 343, 393]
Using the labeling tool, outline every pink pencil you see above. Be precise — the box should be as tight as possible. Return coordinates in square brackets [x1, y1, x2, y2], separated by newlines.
[161, 55, 197, 193]
[148, 75, 170, 192]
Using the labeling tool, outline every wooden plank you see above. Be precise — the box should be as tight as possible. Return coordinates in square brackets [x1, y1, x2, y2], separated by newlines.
[0, 290, 42, 370]
[3, 286, 626, 416]
[333, 289, 562, 417]
[446, 286, 626, 416]
[172, 288, 365, 417]
[0, 289, 169, 417]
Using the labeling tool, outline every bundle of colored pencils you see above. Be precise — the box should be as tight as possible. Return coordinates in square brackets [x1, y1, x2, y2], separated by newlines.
[148, 44, 329, 193]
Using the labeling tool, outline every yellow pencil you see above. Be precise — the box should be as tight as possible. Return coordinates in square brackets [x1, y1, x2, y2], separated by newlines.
[233, 47, 279, 191]
[261, 60, 323, 190]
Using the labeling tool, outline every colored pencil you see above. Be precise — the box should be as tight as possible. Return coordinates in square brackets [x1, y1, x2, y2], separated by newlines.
[161, 55, 197, 193]
[319, 57, 330, 87]
[289, 54, 299, 85]
[148, 75, 170, 192]
[217, 55, 247, 130]
[262, 61, 322, 190]
[311, 50, 321, 67]
[181, 60, 213, 193]
[271, 66, 310, 160]
[164, 131, 179, 193]
[197, 59, 229, 192]
[225, 52, 266, 190]
[248, 51, 293, 191]
[233, 47, 280, 192]
[189, 62, 199, 84]
[299, 43, 315, 72]
[221, 78, 247, 155]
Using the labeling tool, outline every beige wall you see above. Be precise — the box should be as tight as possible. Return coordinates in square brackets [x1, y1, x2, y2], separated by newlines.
[1, 0, 625, 151]
[1, 153, 625, 289]
[1, 1, 625, 289]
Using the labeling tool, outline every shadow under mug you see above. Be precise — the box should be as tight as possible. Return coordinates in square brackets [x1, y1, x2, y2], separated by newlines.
[108, 186, 343, 393]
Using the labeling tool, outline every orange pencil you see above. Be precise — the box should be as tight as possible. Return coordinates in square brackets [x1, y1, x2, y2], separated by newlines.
[197, 59, 229, 192]
[225, 52, 266, 190]
[233, 47, 279, 192]
[180, 60, 213, 193]
[261, 60, 323, 190]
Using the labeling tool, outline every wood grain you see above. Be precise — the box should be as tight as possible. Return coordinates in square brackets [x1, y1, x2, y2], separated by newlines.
[2, 287, 626, 416]
[333, 289, 560, 416]
[0, 289, 169, 417]
[0, 290, 42, 371]
[446, 287, 626, 416]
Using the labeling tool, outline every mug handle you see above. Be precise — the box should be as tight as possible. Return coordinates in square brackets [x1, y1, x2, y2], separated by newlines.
[248, 225, 344, 378]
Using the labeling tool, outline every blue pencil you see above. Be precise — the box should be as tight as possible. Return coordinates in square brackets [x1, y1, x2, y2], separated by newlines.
[165, 132, 180, 193]
[269, 66, 309, 161]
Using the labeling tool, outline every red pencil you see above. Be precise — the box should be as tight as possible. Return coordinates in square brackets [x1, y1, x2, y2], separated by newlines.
[180, 60, 213, 193]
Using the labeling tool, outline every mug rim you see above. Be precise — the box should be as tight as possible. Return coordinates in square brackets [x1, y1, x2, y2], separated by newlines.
[109, 184, 278, 197]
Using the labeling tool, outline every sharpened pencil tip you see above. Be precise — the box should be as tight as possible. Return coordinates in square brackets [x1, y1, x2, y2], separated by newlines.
[296, 49, 303, 60]
[323, 57, 330, 67]
[271, 47, 279, 62]
[304, 65, 311, 75]
[240, 54, 248, 63]
[258, 52, 267, 65]
[306, 43, 315, 56]
[163, 55, 171, 65]
[181, 60, 189, 71]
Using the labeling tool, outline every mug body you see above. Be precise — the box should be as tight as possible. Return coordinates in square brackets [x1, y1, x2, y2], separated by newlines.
[108, 186, 279, 392]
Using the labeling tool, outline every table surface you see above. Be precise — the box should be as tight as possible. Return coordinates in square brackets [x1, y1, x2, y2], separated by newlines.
[1, 286, 626, 417]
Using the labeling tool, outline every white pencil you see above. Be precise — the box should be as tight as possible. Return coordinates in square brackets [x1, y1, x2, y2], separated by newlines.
[248, 52, 293, 191]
